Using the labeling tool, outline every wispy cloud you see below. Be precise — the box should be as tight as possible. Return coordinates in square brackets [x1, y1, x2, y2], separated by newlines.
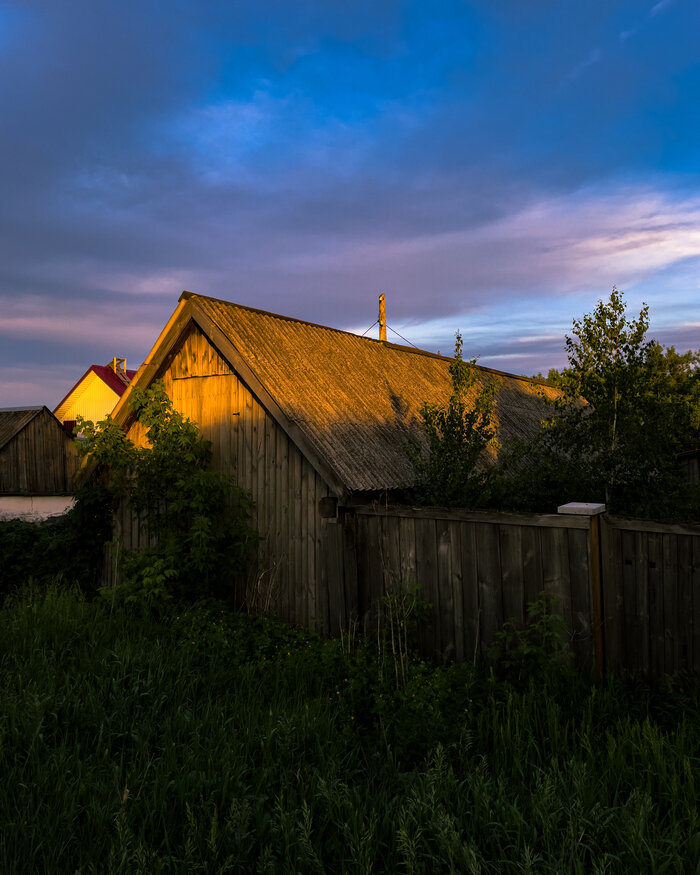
[567, 48, 602, 81]
[650, 0, 674, 18]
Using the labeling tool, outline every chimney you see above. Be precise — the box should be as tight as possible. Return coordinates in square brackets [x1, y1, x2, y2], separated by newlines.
[378, 293, 387, 342]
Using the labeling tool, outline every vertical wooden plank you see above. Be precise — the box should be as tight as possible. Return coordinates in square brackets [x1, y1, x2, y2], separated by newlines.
[540, 526, 573, 651]
[342, 510, 359, 626]
[475, 522, 502, 659]
[460, 521, 480, 664]
[322, 512, 344, 635]
[276, 426, 289, 619]
[298, 453, 310, 627]
[307, 469, 318, 629]
[646, 533, 664, 679]
[415, 516, 440, 661]
[398, 516, 417, 593]
[636, 532, 650, 677]
[601, 521, 624, 672]
[499, 524, 524, 626]
[450, 521, 465, 664]
[677, 535, 693, 672]
[569, 524, 594, 678]
[437, 518, 455, 663]
[693, 536, 700, 675]
[621, 530, 639, 674]
[662, 534, 678, 675]
[521, 526, 543, 612]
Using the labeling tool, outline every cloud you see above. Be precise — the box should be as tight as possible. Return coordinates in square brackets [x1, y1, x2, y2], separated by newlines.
[650, 0, 674, 17]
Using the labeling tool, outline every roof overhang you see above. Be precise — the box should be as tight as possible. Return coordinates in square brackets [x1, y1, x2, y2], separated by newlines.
[111, 296, 350, 499]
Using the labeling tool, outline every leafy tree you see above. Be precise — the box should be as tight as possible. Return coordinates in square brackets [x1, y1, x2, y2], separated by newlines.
[503, 289, 700, 517]
[408, 332, 499, 507]
[77, 381, 257, 605]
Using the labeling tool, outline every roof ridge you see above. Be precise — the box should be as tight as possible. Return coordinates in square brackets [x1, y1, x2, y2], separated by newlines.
[182, 290, 550, 387]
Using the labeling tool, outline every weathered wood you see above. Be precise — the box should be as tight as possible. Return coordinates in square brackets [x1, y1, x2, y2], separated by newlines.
[677, 536, 693, 672]
[600, 519, 623, 671]
[460, 521, 480, 663]
[0, 407, 77, 495]
[475, 522, 502, 661]
[353, 505, 590, 529]
[521, 526, 543, 609]
[662, 534, 678, 674]
[450, 521, 465, 664]
[693, 537, 700, 675]
[636, 532, 650, 676]
[621, 530, 638, 673]
[647, 533, 664, 678]
[415, 517, 440, 660]
[540, 526, 573, 647]
[606, 516, 700, 536]
[499, 524, 524, 626]
[436, 518, 456, 662]
[570, 523, 595, 677]
[342, 511, 359, 624]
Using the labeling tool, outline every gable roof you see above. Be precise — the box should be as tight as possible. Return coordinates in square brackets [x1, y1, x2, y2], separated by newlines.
[54, 363, 137, 416]
[0, 406, 51, 452]
[114, 292, 561, 495]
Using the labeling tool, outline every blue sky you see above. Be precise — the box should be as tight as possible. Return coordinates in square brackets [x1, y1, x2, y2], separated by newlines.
[1, 0, 699, 405]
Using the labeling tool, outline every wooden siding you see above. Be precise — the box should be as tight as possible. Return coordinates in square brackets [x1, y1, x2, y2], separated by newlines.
[348, 506, 700, 678]
[0, 409, 78, 494]
[352, 505, 597, 673]
[600, 515, 700, 676]
[120, 325, 347, 631]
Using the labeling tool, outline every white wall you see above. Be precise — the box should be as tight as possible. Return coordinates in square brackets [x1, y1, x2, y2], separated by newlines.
[0, 495, 75, 522]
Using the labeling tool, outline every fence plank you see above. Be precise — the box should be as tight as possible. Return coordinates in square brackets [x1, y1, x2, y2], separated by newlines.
[460, 521, 480, 664]
[476, 522, 502, 660]
[569, 526, 594, 676]
[647, 533, 664, 678]
[450, 521, 465, 664]
[662, 534, 678, 675]
[676, 536, 693, 672]
[693, 537, 700, 675]
[437, 518, 456, 662]
[522, 526, 543, 610]
[634, 532, 650, 676]
[601, 520, 624, 671]
[415, 517, 440, 660]
[499, 524, 524, 625]
[621, 531, 639, 674]
[540, 527, 573, 649]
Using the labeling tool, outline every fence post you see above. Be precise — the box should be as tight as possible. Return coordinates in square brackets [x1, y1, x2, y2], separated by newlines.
[558, 502, 606, 680]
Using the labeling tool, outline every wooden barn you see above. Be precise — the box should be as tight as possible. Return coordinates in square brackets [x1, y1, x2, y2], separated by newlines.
[0, 406, 79, 519]
[108, 291, 560, 632]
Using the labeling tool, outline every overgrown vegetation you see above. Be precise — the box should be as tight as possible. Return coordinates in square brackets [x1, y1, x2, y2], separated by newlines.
[408, 331, 499, 508]
[411, 289, 700, 518]
[77, 380, 257, 604]
[1, 585, 699, 873]
[0, 483, 112, 601]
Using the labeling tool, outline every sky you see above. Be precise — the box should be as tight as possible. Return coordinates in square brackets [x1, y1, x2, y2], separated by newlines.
[1, 0, 700, 407]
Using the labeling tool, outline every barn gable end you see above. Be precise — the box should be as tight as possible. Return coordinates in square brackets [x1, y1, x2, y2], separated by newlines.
[120, 322, 348, 631]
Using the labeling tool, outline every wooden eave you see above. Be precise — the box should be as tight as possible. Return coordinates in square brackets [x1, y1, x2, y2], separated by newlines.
[110, 298, 350, 500]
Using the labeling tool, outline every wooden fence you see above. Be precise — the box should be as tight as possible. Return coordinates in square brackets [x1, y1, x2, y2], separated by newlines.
[349, 505, 700, 678]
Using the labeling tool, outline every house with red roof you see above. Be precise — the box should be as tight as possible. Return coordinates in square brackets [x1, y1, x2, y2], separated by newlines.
[54, 357, 137, 433]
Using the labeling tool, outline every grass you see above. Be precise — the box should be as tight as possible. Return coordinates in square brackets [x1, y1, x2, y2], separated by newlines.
[1, 584, 699, 873]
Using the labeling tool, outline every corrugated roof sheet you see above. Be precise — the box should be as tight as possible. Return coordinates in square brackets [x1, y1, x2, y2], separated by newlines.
[0, 407, 44, 452]
[190, 294, 560, 493]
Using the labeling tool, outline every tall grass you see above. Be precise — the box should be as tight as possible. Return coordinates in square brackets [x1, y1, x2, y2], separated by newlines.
[1, 585, 699, 873]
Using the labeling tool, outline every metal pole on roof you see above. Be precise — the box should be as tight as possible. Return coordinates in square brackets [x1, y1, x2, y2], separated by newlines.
[379, 293, 387, 342]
